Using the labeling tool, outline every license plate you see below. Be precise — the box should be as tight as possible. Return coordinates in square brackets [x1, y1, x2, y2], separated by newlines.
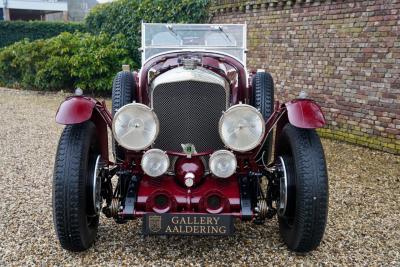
[142, 213, 234, 236]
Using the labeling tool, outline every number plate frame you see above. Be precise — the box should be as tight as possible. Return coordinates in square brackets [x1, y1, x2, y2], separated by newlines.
[142, 213, 234, 236]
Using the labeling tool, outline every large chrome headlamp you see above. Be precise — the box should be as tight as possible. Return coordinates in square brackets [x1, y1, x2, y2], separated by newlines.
[112, 103, 159, 151]
[219, 104, 265, 152]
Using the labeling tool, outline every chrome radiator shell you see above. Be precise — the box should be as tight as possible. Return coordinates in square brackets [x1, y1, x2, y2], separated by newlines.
[150, 66, 229, 152]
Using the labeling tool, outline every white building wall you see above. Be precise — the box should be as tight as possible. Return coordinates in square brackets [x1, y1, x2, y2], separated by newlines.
[0, 0, 68, 12]
[1, 0, 97, 21]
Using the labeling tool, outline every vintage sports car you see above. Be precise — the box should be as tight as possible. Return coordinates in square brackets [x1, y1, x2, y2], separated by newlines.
[53, 23, 328, 252]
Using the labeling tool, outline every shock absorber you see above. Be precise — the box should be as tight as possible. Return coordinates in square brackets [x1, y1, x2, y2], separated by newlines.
[251, 171, 277, 224]
[103, 198, 120, 218]
[255, 199, 268, 219]
[110, 198, 120, 217]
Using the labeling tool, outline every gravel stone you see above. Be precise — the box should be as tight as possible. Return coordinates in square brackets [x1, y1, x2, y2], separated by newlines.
[0, 87, 399, 266]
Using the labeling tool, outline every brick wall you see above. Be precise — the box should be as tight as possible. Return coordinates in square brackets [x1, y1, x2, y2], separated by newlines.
[210, 0, 400, 154]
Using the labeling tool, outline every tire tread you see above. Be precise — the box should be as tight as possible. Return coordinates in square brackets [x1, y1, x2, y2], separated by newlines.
[111, 71, 135, 160]
[53, 122, 98, 251]
[252, 71, 274, 163]
[279, 124, 329, 252]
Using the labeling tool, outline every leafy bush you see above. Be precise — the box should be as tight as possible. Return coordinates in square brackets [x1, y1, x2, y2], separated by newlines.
[0, 1, 210, 92]
[0, 21, 86, 48]
[85, 0, 210, 65]
[0, 32, 133, 92]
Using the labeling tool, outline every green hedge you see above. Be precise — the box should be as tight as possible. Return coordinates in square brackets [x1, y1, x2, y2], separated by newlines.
[0, 1, 210, 93]
[85, 0, 210, 67]
[0, 32, 133, 92]
[0, 21, 86, 48]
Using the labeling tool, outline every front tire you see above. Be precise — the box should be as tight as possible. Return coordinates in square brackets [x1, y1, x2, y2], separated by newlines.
[277, 124, 329, 252]
[52, 121, 101, 251]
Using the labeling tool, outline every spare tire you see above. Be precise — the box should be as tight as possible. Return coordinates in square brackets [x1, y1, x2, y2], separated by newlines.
[251, 70, 275, 165]
[112, 71, 136, 161]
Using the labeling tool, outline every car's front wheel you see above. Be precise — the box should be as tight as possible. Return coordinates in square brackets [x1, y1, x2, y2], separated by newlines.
[276, 124, 329, 252]
[52, 121, 103, 251]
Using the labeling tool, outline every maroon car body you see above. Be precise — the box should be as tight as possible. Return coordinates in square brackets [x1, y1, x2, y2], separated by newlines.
[53, 23, 328, 252]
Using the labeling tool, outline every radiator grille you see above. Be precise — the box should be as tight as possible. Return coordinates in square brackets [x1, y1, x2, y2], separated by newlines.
[152, 80, 227, 152]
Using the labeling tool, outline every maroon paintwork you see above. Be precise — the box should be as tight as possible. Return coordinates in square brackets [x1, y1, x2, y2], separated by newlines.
[285, 99, 326, 128]
[133, 175, 240, 216]
[55, 50, 326, 220]
[55, 96, 96, 125]
[56, 96, 112, 162]
[138, 51, 248, 104]
[175, 157, 205, 187]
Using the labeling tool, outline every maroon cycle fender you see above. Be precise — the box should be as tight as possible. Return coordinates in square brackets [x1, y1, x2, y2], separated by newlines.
[55, 96, 112, 161]
[285, 99, 326, 129]
[55, 96, 96, 125]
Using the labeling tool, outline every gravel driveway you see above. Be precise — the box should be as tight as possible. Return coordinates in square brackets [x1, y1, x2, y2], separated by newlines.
[0, 87, 399, 266]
